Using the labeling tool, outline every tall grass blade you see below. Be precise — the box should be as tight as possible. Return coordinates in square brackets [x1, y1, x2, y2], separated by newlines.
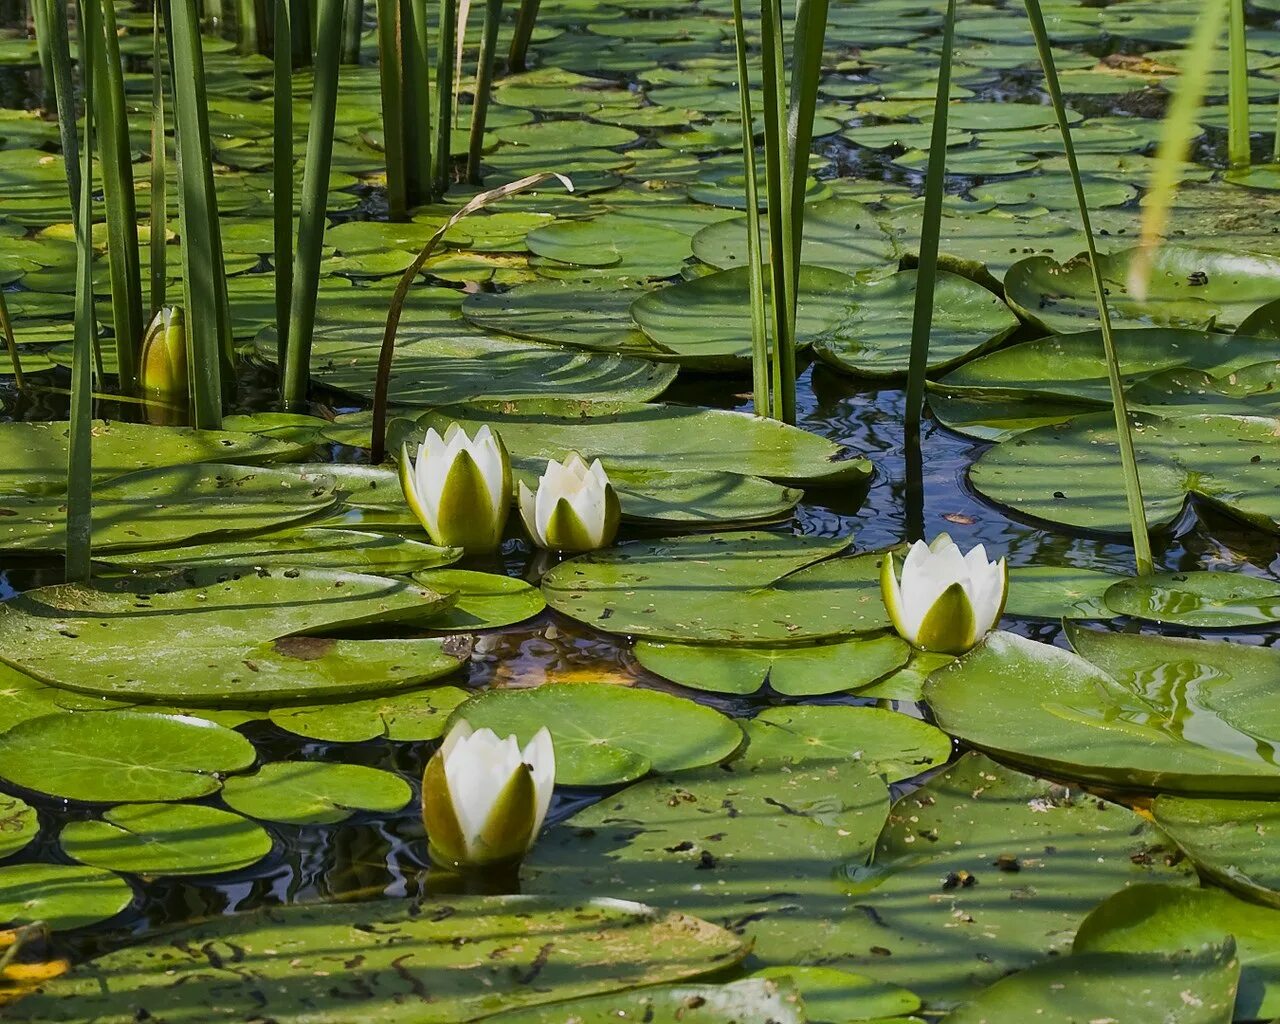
[1128, 0, 1228, 299]
[454, 0, 471, 127]
[237, 0, 259, 52]
[281, 0, 345, 409]
[507, 0, 539, 72]
[31, 0, 54, 109]
[341, 0, 363, 60]
[466, 0, 502, 184]
[375, 0, 407, 216]
[274, 0, 294, 358]
[0, 291, 25, 391]
[904, 0, 954, 437]
[370, 173, 573, 461]
[730, 0, 768, 416]
[1226, 0, 1250, 168]
[150, 0, 167, 315]
[1274, 91, 1280, 161]
[167, 0, 232, 426]
[786, 0, 827, 279]
[1024, 0, 1153, 575]
[433, 0, 457, 195]
[67, 12, 96, 583]
[41, 0, 78, 234]
[403, 0, 433, 203]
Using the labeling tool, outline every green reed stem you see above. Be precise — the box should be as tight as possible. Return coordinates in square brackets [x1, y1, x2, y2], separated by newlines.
[0, 291, 25, 390]
[1024, 0, 1153, 576]
[167, 0, 231, 425]
[1274, 91, 1280, 161]
[292, 0, 312, 64]
[31, 0, 54, 109]
[507, 0, 539, 72]
[150, 0, 167, 315]
[904, 0, 954, 437]
[759, 0, 795, 423]
[281, 0, 344, 409]
[87, 0, 143, 396]
[42, 0, 78, 227]
[237, 0, 259, 52]
[466, 0, 502, 185]
[67, 11, 96, 583]
[1226, 0, 1250, 168]
[341, 0, 363, 60]
[375, 0, 407, 216]
[274, 0, 294, 360]
[786, 0, 827, 280]
[730, 0, 768, 416]
[403, 0, 433, 203]
[433, 0, 457, 195]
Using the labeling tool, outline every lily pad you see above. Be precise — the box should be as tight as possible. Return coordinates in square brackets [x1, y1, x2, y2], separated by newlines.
[220, 762, 411, 825]
[5, 896, 749, 1022]
[0, 863, 133, 931]
[634, 634, 911, 696]
[750, 966, 922, 1024]
[1151, 794, 1280, 908]
[1103, 571, 1280, 627]
[813, 269, 1018, 378]
[0, 712, 256, 802]
[944, 945, 1240, 1024]
[1075, 884, 1280, 1020]
[0, 567, 468, 704]
[267, 685, 471, 743]
[60, 803, 273, 876]
[448, 682, 743, 786]
[1005, 565, 1122, 619]
[630, 266, 856, 367]
[740, 705, 952, 782]
[0, 792, 37, 860]
[926, 629, 1280, 795]
[542, 533, 889, 644]
[410, 570, 546, 631]
[398, 400, 871, 486]
[461, 280, 656, 352]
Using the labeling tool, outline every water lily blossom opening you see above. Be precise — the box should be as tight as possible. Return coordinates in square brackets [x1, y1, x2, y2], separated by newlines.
[139, 306, 189, 426]
[881, 534, 1007, 655]
[518, 452, 621, 552]
[400, 424, 512, 553]
[422, 720, 556, 871]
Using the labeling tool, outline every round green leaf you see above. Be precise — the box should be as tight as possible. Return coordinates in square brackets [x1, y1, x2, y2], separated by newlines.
[0, 712, 256, 802]
[487, 977, 806, 1024]
[526, 215, 691, 273]
[61, 803, 273, 876]
[1104, 570, 1280, 627]
[0, 863, 133, 931]
[221, 762, 411, 825]
[412, 569, 546, 631]
[1005, 565, 1122, 619]
[634, 634, 910, 696]
[268, 685, 471, 743]
[1152, 794, 1280, 908]
[462, 280, 656, 352]
[0, 792, 38, 859]
[750, 967, 921, 1024]
[449, 683, 742, 786]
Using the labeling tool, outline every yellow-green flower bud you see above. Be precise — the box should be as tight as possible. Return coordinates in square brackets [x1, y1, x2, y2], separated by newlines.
[139, 306, 189, 426]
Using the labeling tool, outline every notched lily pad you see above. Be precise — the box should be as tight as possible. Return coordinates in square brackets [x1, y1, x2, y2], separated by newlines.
[220, 762, 412, 825]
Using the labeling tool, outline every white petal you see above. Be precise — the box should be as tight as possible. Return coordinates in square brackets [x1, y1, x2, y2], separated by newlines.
[518, 481, 543, 545]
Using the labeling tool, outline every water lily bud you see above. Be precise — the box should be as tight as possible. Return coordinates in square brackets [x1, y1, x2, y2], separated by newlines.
[881, 534, 1007, 655]
[422, 720, 555, 870]
[517, 452, 620, 552]
[139, 306, 188, 426]
[400, 424, 512, 553]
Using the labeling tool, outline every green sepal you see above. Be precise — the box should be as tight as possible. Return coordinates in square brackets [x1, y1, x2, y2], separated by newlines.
[421, 749, 470, 870]
[915, 581, 978, 655]
[543, 498, 599, 553]
[599, 483, 621, 548]
[400, 443, 434, 534]
[475, 762, 537, 866]
[881, 550, 911, 640]
[434, 449, 508, 553]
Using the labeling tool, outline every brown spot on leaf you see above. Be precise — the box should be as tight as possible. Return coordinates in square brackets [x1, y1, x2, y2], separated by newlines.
[274, 636, 337, 660]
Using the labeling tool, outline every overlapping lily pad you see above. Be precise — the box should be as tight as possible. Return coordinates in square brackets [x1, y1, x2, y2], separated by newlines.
[0, 567, 468, 704]
[5, 896, 748, 1022]
[926, 629, 1280, 795]
[1103, 571, 1280, 627]
[449, 683, 742, 786]
[411, 569, 546, 631]
[487, 977, 808, 1024]
[220, 762, 412, 825]
[0, 863, 133, 931]
[60, 803, 273, 876]
[542, 533, 888, 644]
[1151, 795, 1280, 908]
[1005, 565, 1122, 619]
[0, 712, 256, 802]
[0, 793, 37, 860]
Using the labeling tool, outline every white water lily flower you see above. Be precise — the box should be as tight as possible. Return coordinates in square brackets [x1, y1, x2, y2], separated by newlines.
[881, 534, 1007, 655]
[518, 452, 621, 552]
[400, 424, 511, 553]
[421, 720, 555, 870]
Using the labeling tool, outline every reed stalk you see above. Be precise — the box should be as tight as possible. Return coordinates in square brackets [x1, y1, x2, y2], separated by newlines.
[1023, 0, 1153, 575]
[403, 0, 433, 202]
[237, 0, 259, 52]
[341, 0, 363, 60]
[433, 0, 457, 195]
[507, 0, 539, 72]
[150, 0, 167, 315]
[375, 0, 408, 217]
[41, 0, 78, 211]
[0, 291, 25, 390]
[903, 0, 955, 439]
[31, 0, 54, 109]
[730, 0, 768, 416]
[1226, 0, 1250, 168]
[281, 0, 345, 409]
[786, 0, 827, 278]
[167, 0, 233, 426]
[275, 0, 294, 358]
[66, 10, 96, 583]
[466, 0, 502, 185]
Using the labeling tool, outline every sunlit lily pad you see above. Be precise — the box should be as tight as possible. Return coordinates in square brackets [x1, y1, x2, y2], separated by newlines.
[0, 567, 468, 704]
[486, 977, 806, 1024]
[634, 633, 910, 695]
[411, 569, 546, 631]
[1075, 884, 1280, 1019]
[1151, 794, 1280, 908]
[1103, 570, 1280, 627]
[449, 682, 742, 786]
[0, 863, 133, 931]
[0, 792, 37, 860]
[462, 280, 655, 352]
[220, 762, 411, 825]
[926, 629, 1280, 795]
[60, 803, 273, 876]
[0, 712, 256, 802]
[1005, 565, 1122, 619]
[5, 896, 748, 1022]
[542, 533, 888, 644]
[750, 966, 922, 1024]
